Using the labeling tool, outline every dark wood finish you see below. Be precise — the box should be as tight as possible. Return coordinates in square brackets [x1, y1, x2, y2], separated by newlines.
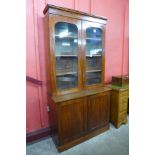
[57, 125, 109, 152]
[82, 20, 105, 89]
[48, 8, 106, 24]
[58, 98, 87, 145]
[44, 5, 109, 152]
[26, 127, 51, 143]
[26, 75, 43, 86]
[46, 5, 107, 95]
[87, 92, 110, 131]
[112, 75, 129, 87]
[43, 4, 107, 23]
[49, 89, 111, 152]
[49, 15, 83, 95]
[44, 13, 53, 96]
[52, 86, 111, 103]
[110, 86, 129, 128]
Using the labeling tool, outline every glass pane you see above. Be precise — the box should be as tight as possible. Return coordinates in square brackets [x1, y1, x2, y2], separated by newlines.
[86, 27, 103, 85]
[56, 74, 78, 90]
[55, 37, 78, 56]
[86, 72, 102, 85]
[86, 39, 102, 56]
[86, 56, 102, 70]
[55, 22, 78, 90]
[55, 22, 78, 38]
[55, 22, 78, 56]
[86, 27, 102, 39]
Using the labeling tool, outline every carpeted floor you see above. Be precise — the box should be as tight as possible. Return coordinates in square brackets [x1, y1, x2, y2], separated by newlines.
[27, 117, 129, 155]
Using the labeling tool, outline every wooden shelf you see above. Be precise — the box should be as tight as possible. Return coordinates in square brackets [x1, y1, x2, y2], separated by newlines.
[86, 69, 102, 73]
[86, 55, 101, 57]
[86, 37, 102, 41]
[56, 71, 77, 76]
[55, 35, 78, 39]
[56, 55, 77, 57]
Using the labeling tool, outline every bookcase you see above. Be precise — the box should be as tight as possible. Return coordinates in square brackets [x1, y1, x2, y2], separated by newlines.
[44, 4, 110, 152]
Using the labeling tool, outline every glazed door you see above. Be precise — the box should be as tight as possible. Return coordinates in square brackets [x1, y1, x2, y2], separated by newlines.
[49, 15, 82, 95]
[87, 92, 110, 131]
[82, 21, 105, 89]
[58, 98, 87, 144]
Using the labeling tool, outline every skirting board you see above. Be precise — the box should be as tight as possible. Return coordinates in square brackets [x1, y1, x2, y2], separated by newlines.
[26, 127, 52, 143]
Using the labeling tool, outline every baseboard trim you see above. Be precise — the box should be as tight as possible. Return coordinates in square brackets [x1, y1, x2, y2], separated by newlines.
[26, 127, 52, 143]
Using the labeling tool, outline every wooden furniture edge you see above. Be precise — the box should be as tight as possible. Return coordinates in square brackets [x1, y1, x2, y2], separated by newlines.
[51, 86, 112, 103]
[107, 84, 129, 91]
[110, 118, 127, 128]
[110, 84, 129, 128]
[43, 4, 108, 21]
[111, 117, 128, 128]
[57, 124, 109, 152]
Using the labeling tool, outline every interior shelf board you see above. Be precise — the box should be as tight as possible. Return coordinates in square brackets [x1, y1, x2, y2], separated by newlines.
[56, 55, 78, 57]
[56, 72, 77, 76]
[86, 37, 102, 41]
[55, 35, 78, 39]
[86, 69, 102, 73]
[86, 55, 101, 57]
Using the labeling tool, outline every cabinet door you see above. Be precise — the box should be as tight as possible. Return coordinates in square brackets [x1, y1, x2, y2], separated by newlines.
[82, 21, 105, 89]
[58, 98, 87, 144]
[49, 15, 82, 95]
[87, 92, 110, 131]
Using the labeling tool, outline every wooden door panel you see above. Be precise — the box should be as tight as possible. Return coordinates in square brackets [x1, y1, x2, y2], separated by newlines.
[82, 20, 106, 89]
[58, 98, 86, 144]
[88, 92, 110, 131]
[49, 15, 82, 95]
